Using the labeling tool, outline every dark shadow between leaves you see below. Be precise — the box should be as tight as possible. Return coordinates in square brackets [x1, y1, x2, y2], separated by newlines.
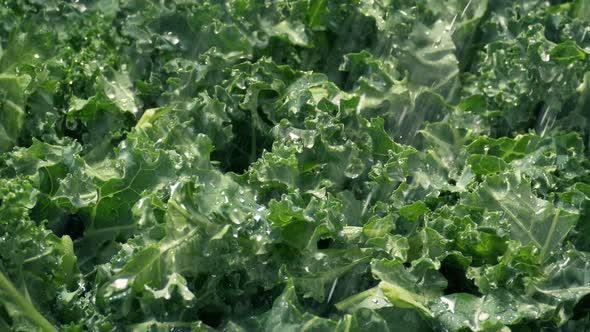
[440, 256, 481, 296]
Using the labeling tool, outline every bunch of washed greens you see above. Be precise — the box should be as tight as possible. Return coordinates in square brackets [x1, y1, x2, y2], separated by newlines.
[1, 0, 590, 331]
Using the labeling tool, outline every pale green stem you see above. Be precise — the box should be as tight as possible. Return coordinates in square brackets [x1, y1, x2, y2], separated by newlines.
[0, 271, 58, 332]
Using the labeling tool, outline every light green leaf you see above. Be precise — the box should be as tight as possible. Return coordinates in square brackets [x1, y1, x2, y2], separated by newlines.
[463, 173, 578, 260]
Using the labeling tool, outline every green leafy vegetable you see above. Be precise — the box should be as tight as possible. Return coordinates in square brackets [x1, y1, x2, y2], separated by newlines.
[1, 0, 589, 331]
